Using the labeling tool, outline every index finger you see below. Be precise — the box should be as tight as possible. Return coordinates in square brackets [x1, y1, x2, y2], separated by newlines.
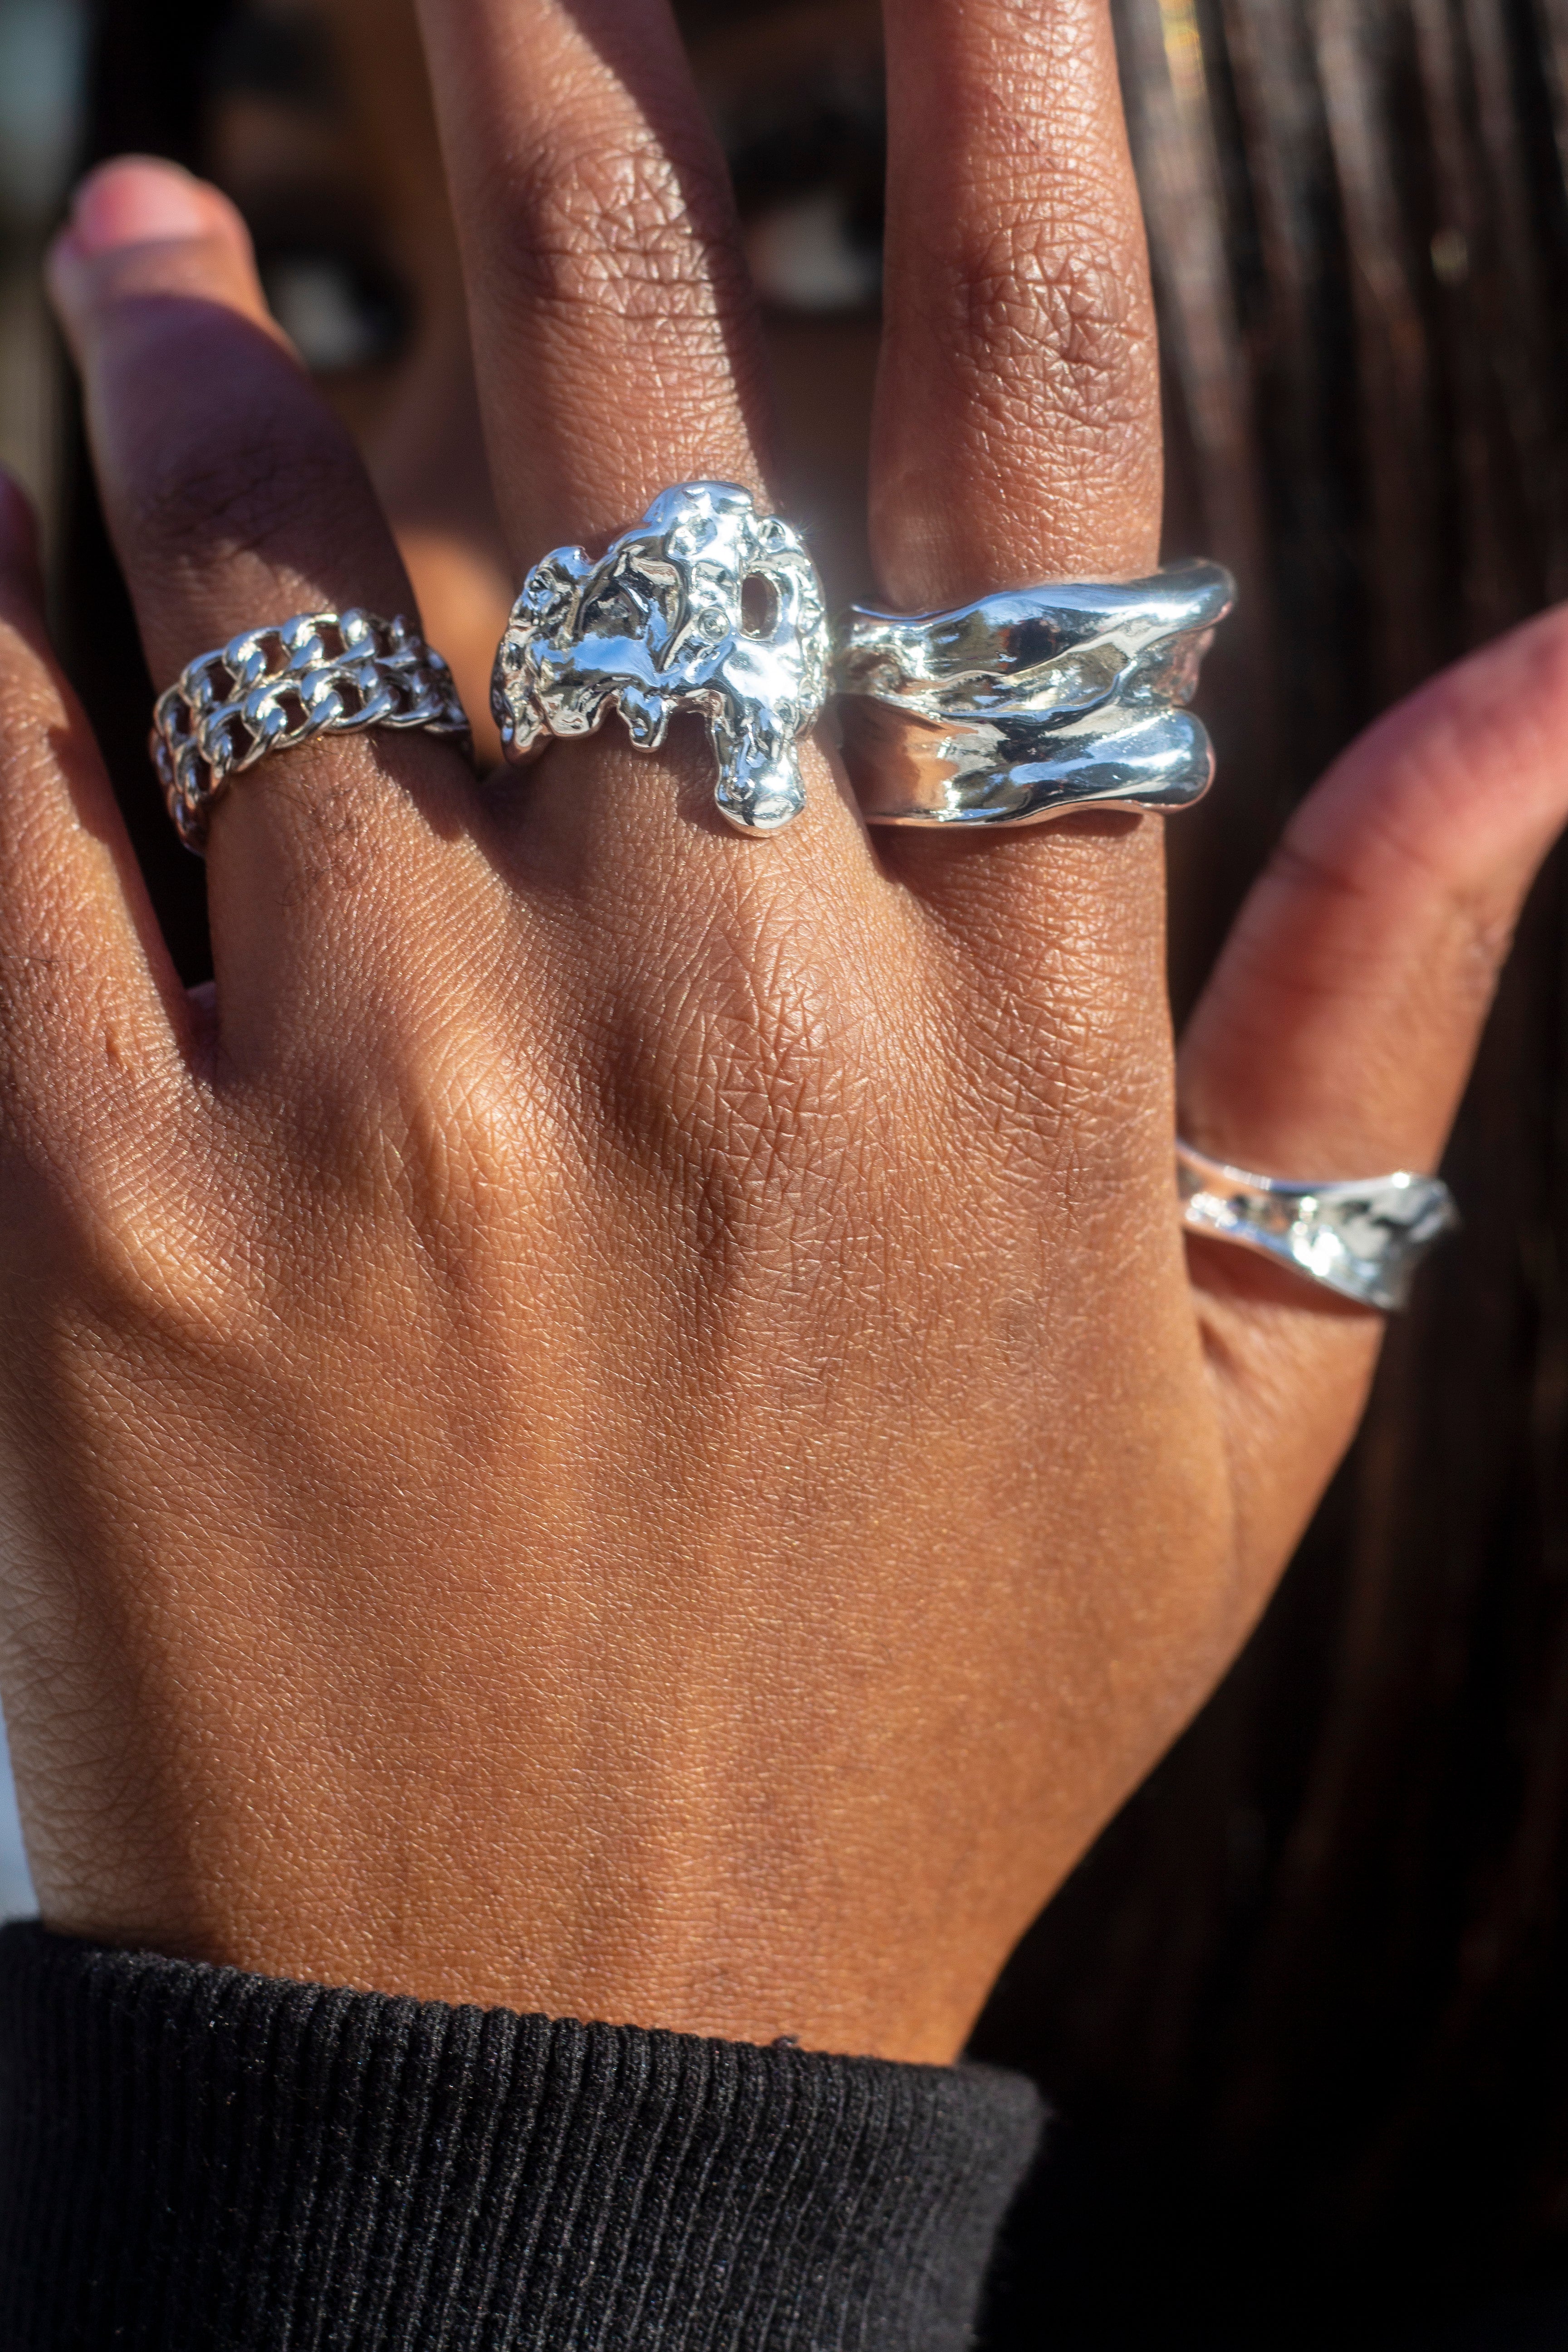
[872, 0, 1161, 605]
[862, 0, 1180, 1349]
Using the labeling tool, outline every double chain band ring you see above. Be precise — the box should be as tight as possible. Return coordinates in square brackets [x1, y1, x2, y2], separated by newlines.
[835, 563, 1235, 828]
[1177, 1140, 1460, 1311]
[152, 608, 470, 853]
[491, 481, 832, 836]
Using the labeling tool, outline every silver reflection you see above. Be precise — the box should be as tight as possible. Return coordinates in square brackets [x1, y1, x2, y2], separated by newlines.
[1176, 1140, 1460, 1312]
[492, 481, 831, 836]
[836, 563, 1235, 826]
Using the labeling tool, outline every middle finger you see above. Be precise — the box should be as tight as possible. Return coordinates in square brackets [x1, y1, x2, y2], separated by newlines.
[416, 0, 770, 561]
[416, 0, 884, 894]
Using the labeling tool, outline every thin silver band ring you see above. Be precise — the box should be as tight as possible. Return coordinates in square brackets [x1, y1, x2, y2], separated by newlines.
[1177, 1140, 1460, 1311]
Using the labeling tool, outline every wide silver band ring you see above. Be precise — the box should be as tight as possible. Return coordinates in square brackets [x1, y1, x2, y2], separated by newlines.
[1177, 1140, 1460, 1311]
[152, 608, 470, 853]
[835, 562, 1235, 827]
[491, 481, 831, 836]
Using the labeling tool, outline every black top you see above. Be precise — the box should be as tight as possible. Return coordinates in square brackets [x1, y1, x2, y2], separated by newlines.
[0, 1922, 1042, 2348]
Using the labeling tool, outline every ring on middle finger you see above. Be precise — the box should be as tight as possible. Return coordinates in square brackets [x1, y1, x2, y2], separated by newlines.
[834, 562, 1235, 828]
[490, 481, 832, 837]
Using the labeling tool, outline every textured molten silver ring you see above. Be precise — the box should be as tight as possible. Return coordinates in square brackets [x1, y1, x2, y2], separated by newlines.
[152, 608, 470, 853]
[834, 562, 1235, 827]
[491, 480, 831, 836]
[1177, 1140, 1460, 1312]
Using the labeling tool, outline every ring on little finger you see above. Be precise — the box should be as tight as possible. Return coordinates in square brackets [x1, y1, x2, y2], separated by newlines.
[1176, 1141, 1460, 1311]
[152, 608, 471, 853]
[834, 563, 1235, 828]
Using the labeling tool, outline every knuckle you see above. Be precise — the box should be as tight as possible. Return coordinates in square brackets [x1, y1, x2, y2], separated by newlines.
[47, 1168, 235, 1372]
[130, 417, 361, 584]
[1440, 887, 1520, 1021]
[577, 892, 862, 1271]
[506, 130, 749, 339]
[1271, 830, 1516, 1027]
[954, 215, 1156, 445]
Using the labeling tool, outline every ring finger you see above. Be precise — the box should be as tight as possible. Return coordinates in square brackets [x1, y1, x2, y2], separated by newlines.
[47, 159, 483, 1073]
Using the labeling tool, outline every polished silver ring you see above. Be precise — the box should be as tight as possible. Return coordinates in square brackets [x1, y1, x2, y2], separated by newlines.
[1177, 1140, 1459, 1311]
[835, 562, 1234, 827]
[152, 608, 470, 853]
[491, 480, 831, 836]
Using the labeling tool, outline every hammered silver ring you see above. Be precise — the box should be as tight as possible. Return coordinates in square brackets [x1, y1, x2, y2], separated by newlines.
[835, 562, 1235, 827]
[490, 480, 831, 836]
[1177, 1140, 1460, 1311]
[152, 608, 471, 853]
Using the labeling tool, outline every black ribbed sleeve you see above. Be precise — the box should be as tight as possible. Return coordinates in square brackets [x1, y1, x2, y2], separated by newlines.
[0, 1923, 1041, 2349]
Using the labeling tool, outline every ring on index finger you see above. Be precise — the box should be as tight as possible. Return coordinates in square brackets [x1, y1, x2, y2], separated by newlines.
[835, 564, 1235, 828]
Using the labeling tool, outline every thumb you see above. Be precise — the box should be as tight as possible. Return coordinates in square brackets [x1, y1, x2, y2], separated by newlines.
[1180, 600, 1568, 1578]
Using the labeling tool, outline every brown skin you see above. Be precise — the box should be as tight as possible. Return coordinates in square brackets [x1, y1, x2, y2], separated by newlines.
[2, 0, 1566, 2062]
[301, 0, 517, 761]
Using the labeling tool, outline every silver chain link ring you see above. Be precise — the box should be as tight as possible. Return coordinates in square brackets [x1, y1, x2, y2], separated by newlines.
[151, 608, 471, 853]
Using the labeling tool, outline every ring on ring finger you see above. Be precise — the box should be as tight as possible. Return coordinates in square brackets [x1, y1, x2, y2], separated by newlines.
[152, 607, 471, 853]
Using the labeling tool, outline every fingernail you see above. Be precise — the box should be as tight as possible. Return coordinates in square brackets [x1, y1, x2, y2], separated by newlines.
[68, 157, 211, 258]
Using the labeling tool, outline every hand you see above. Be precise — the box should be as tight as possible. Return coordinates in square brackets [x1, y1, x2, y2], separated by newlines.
[5, 0, 1565, 2065]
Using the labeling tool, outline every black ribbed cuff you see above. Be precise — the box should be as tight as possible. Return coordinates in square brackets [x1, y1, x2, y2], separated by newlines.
[0, 1922, 1041, 2349]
